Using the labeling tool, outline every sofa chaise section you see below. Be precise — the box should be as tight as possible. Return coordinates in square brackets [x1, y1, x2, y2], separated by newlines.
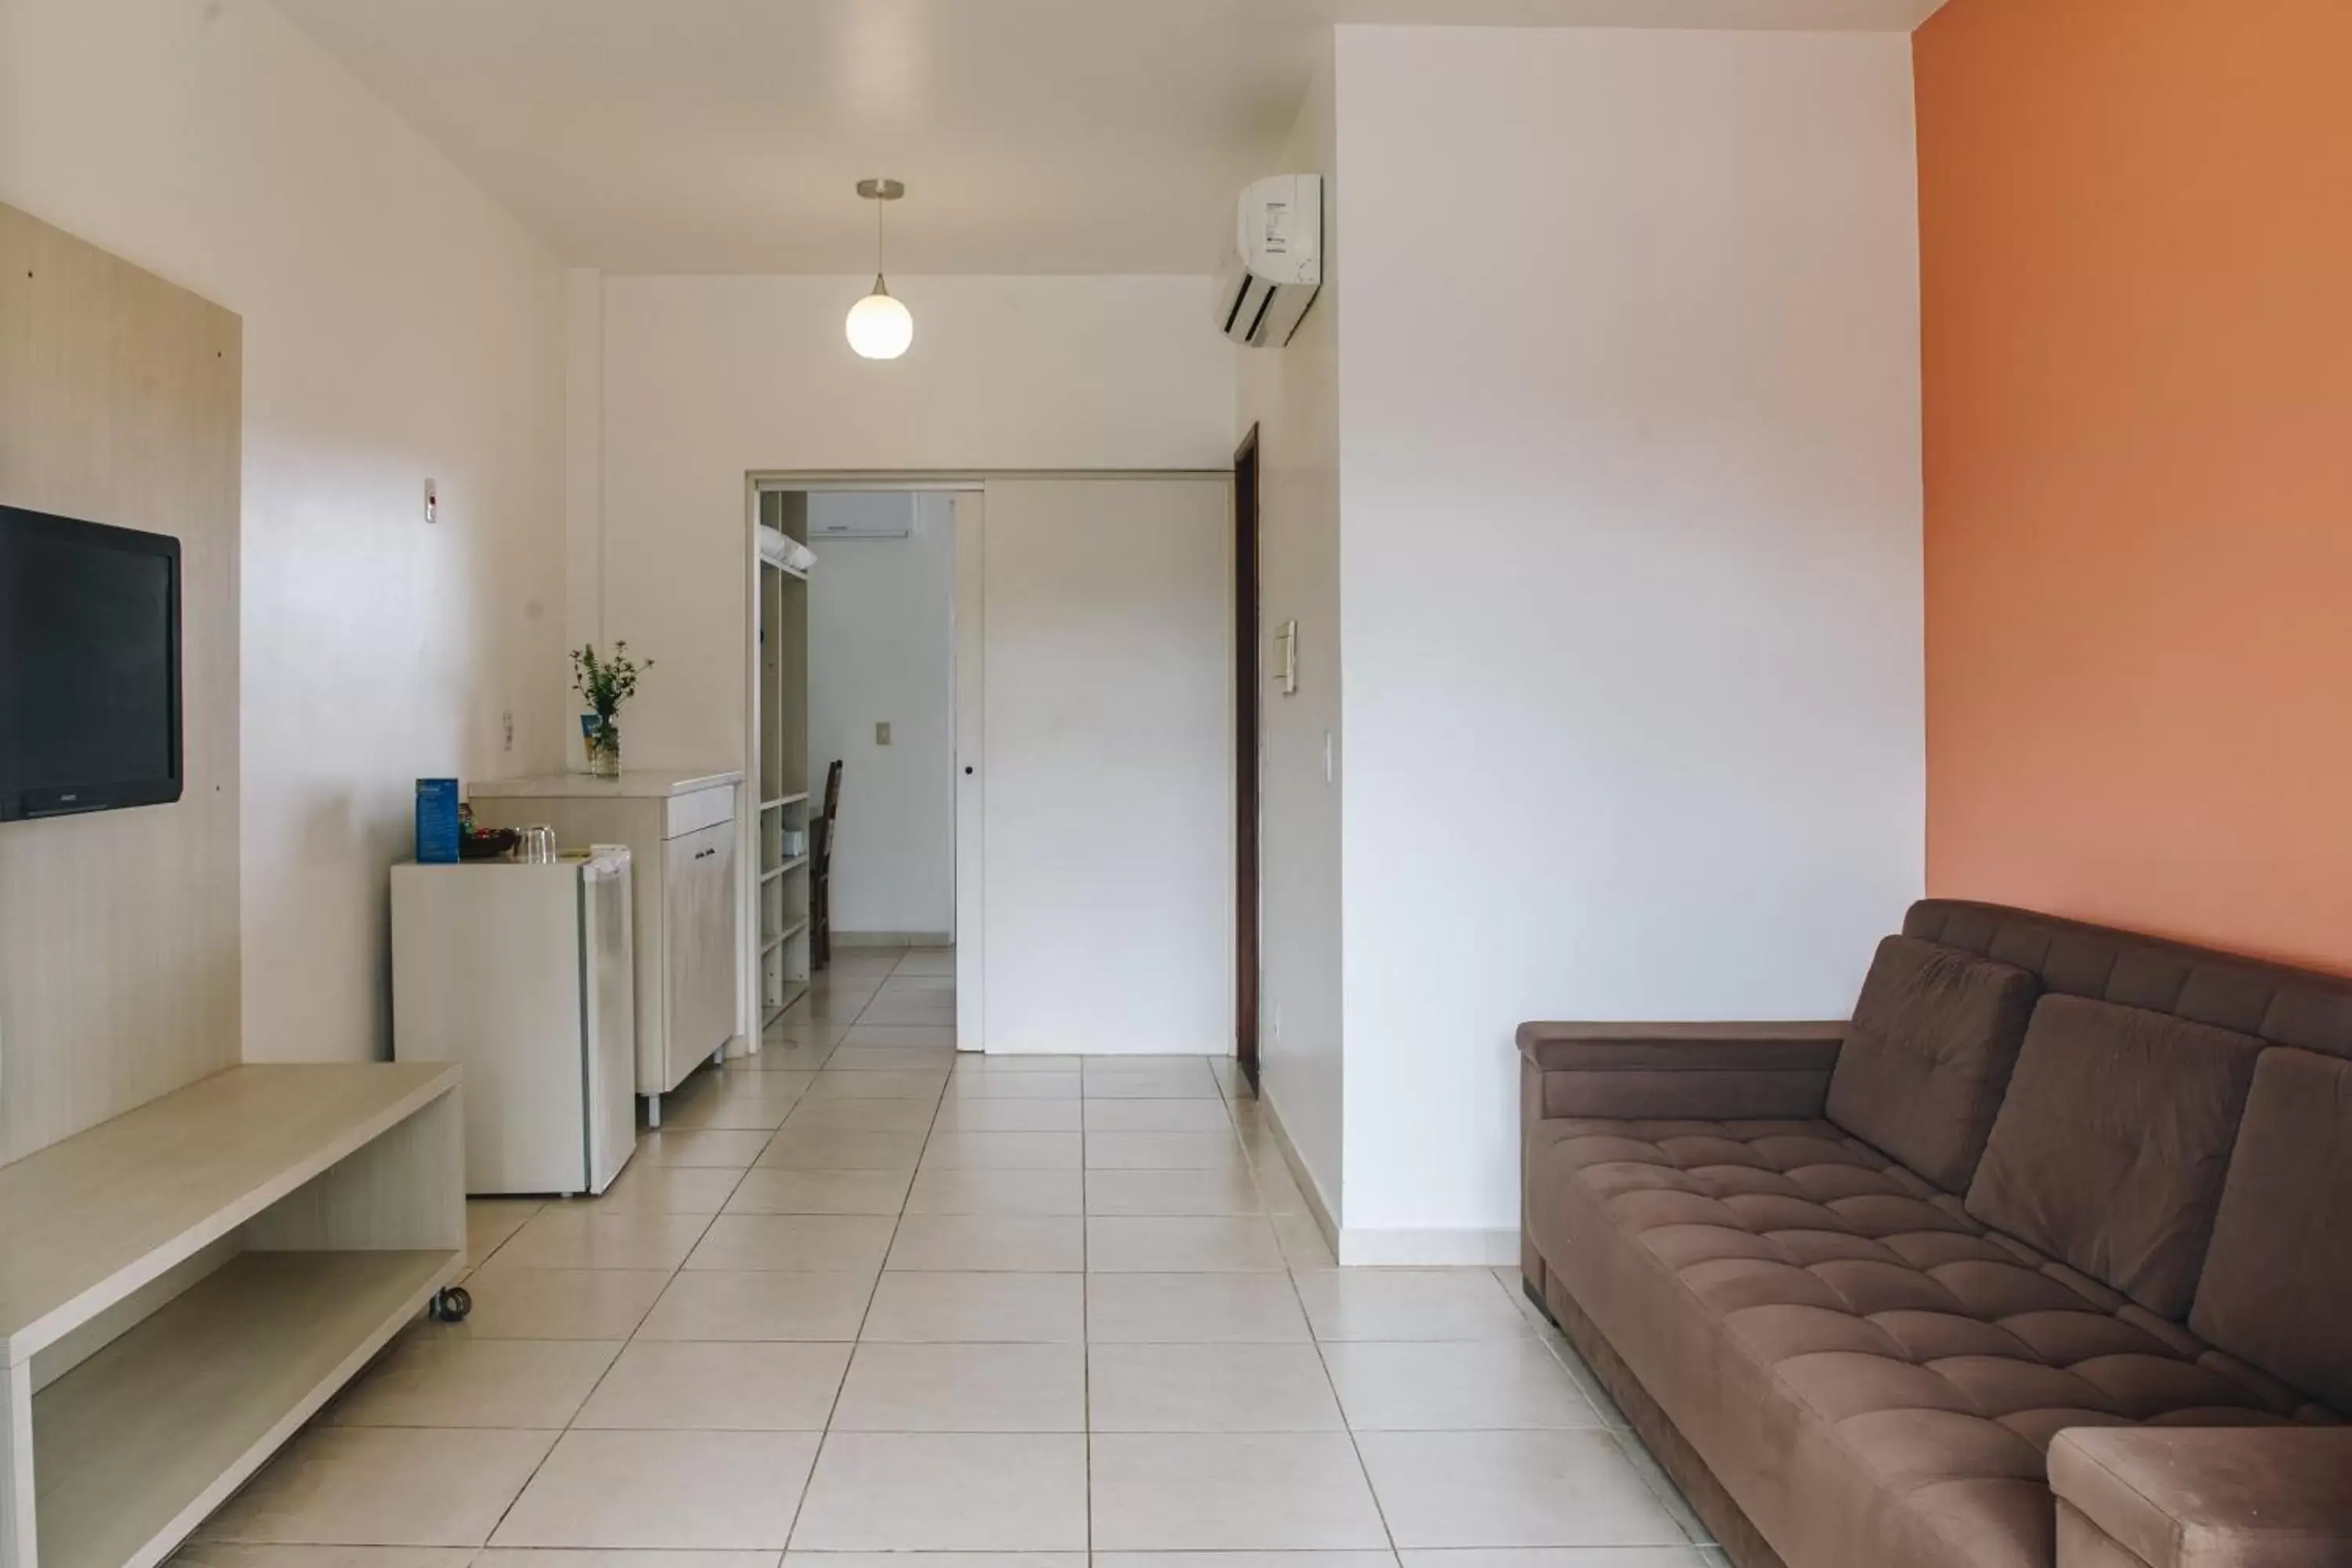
[2050, 1427, 2352, 1568]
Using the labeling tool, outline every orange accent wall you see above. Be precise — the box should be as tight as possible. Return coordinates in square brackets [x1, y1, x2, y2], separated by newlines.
[1917, 0, 2352, 971]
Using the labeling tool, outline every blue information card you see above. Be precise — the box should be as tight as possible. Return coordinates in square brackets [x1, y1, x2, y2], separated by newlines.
[415, 778, 461, 864]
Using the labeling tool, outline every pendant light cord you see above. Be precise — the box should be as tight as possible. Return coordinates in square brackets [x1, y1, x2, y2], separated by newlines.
[845, 179, 912, 356]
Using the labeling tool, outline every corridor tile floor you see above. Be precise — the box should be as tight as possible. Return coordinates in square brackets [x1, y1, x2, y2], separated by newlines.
[180, 946, 1728, 1567]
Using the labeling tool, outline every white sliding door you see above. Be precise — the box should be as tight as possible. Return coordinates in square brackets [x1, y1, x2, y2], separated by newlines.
[979, 476, 1234, 1056]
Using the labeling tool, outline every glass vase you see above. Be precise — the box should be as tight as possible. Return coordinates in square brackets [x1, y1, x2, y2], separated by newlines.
[589, 720, 622, 779]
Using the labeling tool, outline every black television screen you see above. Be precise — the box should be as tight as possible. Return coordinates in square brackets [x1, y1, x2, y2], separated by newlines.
[0, 504, 183, 821]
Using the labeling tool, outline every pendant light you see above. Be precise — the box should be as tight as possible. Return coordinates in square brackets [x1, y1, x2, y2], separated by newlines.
[846, 178, 913, 361]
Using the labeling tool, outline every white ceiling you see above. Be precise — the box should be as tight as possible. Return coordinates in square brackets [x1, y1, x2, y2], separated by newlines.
[275, 0, 1946, 276]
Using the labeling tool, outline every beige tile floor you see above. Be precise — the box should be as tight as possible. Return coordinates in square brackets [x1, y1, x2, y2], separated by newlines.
[180, 946, 1728, 1568]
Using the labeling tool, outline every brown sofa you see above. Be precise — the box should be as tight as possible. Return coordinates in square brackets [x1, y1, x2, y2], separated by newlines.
[1519, 899, 2352, 1568]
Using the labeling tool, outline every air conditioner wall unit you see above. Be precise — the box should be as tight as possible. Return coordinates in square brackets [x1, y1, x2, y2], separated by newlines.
[1215, 173, 1323, 349]
[808, 492, 916, 540]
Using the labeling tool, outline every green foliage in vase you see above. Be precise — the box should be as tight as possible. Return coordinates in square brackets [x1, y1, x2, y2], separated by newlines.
[572, 641, 652, 722]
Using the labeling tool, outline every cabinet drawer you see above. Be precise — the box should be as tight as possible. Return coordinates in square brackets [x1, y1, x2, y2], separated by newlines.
[665, 785, 735, 840]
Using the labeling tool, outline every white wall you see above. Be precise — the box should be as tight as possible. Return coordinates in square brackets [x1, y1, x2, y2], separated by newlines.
[590, 274, 1236, 776]
[1330, 26, 1924, 1260]
[808, 492, 957, 940]
[565, 267, 607, 699]
[0, 0, 570, 1065]
[1234, 41, 1348, 1226]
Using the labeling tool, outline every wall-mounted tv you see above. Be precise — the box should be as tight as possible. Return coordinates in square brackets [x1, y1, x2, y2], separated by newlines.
[0, 504, 183, 822]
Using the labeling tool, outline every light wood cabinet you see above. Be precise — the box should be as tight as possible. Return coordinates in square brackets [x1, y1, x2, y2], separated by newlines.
[470, 772, 743, 1120]
[0, 1064, 463, 1568]
[664, 822, 739, 1080]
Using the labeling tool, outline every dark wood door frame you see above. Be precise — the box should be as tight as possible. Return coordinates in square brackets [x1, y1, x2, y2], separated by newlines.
[1235, 426, 1263, 1092]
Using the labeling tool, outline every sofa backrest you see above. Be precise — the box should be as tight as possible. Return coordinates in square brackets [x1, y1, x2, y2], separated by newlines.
[1824, 932, 2039, 1192]
[2189, 1047, 2352, 1414]
[1904, 900, 2352, 1061]
[1963, 994, 2264, 1320]
[1896, 899, 2352, 1412]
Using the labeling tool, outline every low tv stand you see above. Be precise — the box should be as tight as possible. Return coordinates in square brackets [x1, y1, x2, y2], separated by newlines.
[0, 1063, 464, 1568]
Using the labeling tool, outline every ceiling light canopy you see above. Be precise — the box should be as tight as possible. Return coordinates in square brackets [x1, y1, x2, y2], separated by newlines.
[847, 178, 913, 360]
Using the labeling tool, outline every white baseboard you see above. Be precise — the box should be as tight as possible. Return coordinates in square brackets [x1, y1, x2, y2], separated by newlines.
[833, 930, 953, 949]
[1261, 1086, 1515, 1269]
[1253, 1083, 1518, 1269]
[1337, 1225, 1519, 1268]
[1254, 1084, 1341, 1255]
[982, 1045, 1225, 1058]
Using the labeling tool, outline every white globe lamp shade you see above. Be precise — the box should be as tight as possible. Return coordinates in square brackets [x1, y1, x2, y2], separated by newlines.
[846, 285, 913, 360]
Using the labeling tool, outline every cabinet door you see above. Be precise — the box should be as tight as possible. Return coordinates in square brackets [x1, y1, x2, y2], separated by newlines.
[663, 822, 739, 1073]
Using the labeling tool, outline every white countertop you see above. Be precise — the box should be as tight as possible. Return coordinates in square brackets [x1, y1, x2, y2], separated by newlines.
[467, 770, 742, 800]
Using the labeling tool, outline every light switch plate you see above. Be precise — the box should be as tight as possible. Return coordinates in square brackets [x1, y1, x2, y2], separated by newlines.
[875, 721, 892, 746]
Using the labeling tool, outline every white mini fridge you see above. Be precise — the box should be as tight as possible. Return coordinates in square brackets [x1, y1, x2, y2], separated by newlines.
[392, 848, 638, 1196]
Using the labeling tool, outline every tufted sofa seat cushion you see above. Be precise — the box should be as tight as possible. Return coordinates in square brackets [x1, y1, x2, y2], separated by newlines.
[1525, 1114, 2336, 1568]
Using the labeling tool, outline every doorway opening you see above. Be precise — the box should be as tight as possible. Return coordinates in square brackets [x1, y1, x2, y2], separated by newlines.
[748, 472, 1235, 1062]
[749, 482, 980, 1050]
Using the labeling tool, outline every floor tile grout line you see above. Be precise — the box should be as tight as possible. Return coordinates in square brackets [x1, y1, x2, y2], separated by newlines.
[468, 1202, 706, 1547]
[485, 1056, 785, 1548]
[308, 1058, 768, 1552]
[487, 965, 902, 1554]
[779, 980, 948, 1554]
[1232, 1061, 1408, 1563]
[1079, 1082, 1102, 1558]
[347, 977, 1672, 1562]
[1508, 1272, 1626, 1433]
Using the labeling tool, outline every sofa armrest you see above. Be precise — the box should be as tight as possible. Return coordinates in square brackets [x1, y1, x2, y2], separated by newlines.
[1516, 1022, 1844, 1120]
[2052, 1427, 2352, 1568]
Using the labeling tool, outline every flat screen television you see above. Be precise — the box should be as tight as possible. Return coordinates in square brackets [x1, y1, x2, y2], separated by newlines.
[0, 503, 183, 822]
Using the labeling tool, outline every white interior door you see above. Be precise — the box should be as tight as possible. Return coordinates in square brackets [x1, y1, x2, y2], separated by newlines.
[953, 492, 987, 1051]
[978, 476, 1234, 1056]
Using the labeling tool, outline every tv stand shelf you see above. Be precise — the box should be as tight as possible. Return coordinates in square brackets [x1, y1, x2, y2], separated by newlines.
[0, 1064, 464, 1568]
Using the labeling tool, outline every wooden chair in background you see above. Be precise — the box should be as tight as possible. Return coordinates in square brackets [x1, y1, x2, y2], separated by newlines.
[811, 760, 843, 971]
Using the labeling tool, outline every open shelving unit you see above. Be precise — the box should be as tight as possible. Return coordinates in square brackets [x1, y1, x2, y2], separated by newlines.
[756, 490, 815, 1028]
[0, 1063, 464, 1568]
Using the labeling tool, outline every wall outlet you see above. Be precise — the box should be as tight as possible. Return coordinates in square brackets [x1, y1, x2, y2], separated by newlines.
[875, 721, 892, 746]
[502, 710, 515, 752]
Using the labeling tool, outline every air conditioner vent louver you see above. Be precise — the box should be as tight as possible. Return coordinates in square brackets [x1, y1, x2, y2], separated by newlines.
[1214, 174, 1323, 349]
